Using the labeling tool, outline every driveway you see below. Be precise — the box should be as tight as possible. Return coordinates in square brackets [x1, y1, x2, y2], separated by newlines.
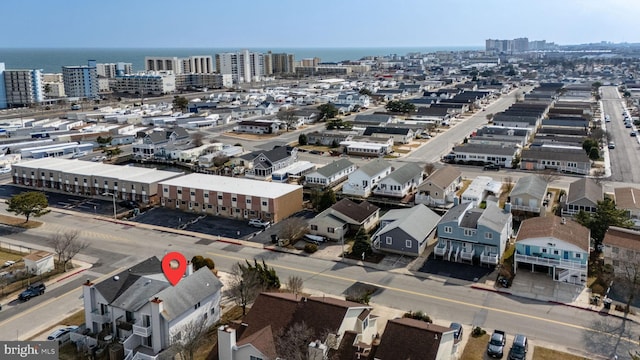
[418, 256, 497, 283]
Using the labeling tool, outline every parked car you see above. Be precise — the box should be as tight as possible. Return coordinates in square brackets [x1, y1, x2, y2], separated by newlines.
[47, 326, 79, 343]
[508, 334, 528, 360]
[631, 132, 637, 137]
[71, 151, 88, 159]
[487, 330, 506, 358]
[19, 283, 46, 301]
[91, 155, 107, 162]
[119, 200, 139, 209]
[248, 219, 271, 228]
[608, 142, 616, 149]
[483, 164, 500, 171]
[449, 322, 463, 343]
[2, 260, 15, 268]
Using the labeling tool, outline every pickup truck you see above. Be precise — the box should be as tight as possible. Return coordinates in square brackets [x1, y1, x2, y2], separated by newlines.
[487, 330, 506, 358]
[19, 283, 46, 301]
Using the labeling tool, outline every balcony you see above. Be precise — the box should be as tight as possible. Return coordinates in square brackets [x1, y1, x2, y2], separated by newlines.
[117, 318, 135, 331]
[511, 204, 541, 213]
[434, 243, 447, 257]
[91, 309, 110, 323]
[460, 248, 475, 261]
[515, 254, 587, 270]
[480, 251, 499, 265]
[132, 324, 152, 337]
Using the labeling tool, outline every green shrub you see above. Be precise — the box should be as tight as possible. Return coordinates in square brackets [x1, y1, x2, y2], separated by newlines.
[472, 326, 486, 337]
[403, 311, 433, 323]
[591, 283, 605, 295]
[304, 243, 318, 253]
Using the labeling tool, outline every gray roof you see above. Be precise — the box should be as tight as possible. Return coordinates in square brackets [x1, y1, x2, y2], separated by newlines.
[510, 175, 548, 199]
[155, 267, 223, 321]
[521, 147, 590, 162]
[567, 178, 603, 204]
[478, 202, 512, 233]
[459, 208, 483, 228]
[363, 127, 412, 136]
[94, 257, 163, 304]
[440, 203, 471, 224]
[241, 146, 290, 163]
[440, 202, 510, 233]
[112, 276, 169, 312]
[353, 114, 392, 123]
[315, 158, 355, 177]
[378, 204, 441, 240]
[357, 159, 392, 177]
[418, 166, 461, 190]
[382, 163, 422, 184]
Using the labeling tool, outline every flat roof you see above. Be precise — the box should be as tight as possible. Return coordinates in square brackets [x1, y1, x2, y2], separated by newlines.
[16, 158, 183, 183]
[271, 161, 315, 176]
[159, 173, 301, 199]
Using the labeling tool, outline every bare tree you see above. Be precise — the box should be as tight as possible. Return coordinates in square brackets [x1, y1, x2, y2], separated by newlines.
[279, 217, 309, 243]
[423, 162, 436, 178]
[275, 321, 314, 360]
[536, 169, 560, 185]
[191, 132, 205, 147]
[286, 275, 304, 295]
[52, 230, 89, 272]
[227, 262, 262, 315]
[593, 168, 606, 185]
[277, 108, 298, 131]
[503, 176, 515, 195]
[170, 313, 211, 360]
[606, 250, 640, 358]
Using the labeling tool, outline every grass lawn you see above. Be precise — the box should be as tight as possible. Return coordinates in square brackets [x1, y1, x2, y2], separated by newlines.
[533, 346, 590, 360]
[28, 310, 86, 341]
[0, 249, 23, 264]
[460, 333, 489, 360]
[0, 214, 43, 228]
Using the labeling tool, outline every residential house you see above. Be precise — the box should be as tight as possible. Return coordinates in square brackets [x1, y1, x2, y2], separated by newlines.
[520, 147, 591, 175]
[217, 292, 378, 360]
[363, 126, 415, 144]
[352, 114, 393, 125]
[80, 257, 223, 360]
[415, 166, 463, 208]
[372, 204, 441, 256]
[460, 176, 502, 207]
[292, 109, 319, 124]
[233, 120, 280, 135]
[602, 226, 640, 276]
[335, 92, 371, 108]
[509, 175, 549, 215]
[514, 216, 589, 285]
[308, 198, 380, 241]
[614, 187, 640, 229]
[234, 146, 297, 180]
[342, 159, 393, 197]
[373, 318, 456, 360]
[561, 178, 603, 216]
[434, 201, 512, 265]
[448, 143, 519, 168]
[469, 126, 531, 148]
[340, 139, 393, 157]
[305, 130, 355, 147]
[372, 163, 423, 198]
[304, 158, 356, 188]
[133, 127, 190, 159]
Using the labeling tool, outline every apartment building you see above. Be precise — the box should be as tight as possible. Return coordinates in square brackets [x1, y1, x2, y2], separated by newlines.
[3, 68, 44, 107]
[96, 62, 133, 78]
[158, 173, 302, 223]
[215, 50, 265, 84]
[62, 60, 99, 99]
[114, 72, 176, 95]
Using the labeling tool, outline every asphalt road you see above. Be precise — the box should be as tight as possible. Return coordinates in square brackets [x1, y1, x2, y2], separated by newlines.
[601, 86, 640, 183]
[0, 207, 636, 358]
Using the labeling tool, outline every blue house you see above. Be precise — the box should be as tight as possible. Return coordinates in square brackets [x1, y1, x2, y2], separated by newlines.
[434, 201, 512, 266]
[514, 216, 589, 285]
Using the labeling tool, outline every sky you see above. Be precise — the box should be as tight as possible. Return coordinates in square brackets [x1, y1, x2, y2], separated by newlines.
[3, 0, 640, 48]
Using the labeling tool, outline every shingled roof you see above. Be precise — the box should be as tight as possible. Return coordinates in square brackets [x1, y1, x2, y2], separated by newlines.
[373, 317, 454, 360]
[516, 216, 590, 251]
[331, 198, 379, 223]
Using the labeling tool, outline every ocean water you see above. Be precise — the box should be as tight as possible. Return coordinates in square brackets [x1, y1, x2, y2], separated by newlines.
[0, 46, 481, 73]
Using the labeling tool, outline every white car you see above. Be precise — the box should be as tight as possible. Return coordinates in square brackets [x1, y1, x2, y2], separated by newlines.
[2, 260, 15, 268]
[249, 219, 271, 228]
[47, 326, 79, 342]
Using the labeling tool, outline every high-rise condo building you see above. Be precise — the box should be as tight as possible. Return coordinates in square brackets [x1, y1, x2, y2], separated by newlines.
[96, 62, 134, 78]
[215, 50, 265, 84]
[0, 63, 7, 109]
[3, 69, 44, 107]
[62, 60, 99, 99]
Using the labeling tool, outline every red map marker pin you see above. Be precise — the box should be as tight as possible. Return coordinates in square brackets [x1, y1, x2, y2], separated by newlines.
[162, 252, 187, 286]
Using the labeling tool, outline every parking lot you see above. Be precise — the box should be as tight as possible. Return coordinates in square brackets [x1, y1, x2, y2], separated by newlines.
[418, 256, 497, 283]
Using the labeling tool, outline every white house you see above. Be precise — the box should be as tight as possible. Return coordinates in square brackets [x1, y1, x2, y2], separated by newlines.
[372, 163, 423, 198]
[342, 159, 392, 197]
[461, 176, 503, 206]
[304, 158, 356, 187]
[79, 257, 222, 360]
[335, 92, 371, 108]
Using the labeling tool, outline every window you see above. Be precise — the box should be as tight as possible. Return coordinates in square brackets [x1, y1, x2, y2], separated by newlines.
[386, 236, 392, 245]
[190, 191, 195, 196]
[246, 199, 251, 204]
[444, 226, 452, 233]
[262, 201, 268, 206]
[164, 188, 168, 193]
[204, 193, 209, 198]
[210, 308, 215, 315]
[612, 247, 619, 254]
[405, 240, 412, 248]
[232, 197, 237, 202]
[328, 227, 335, 233]
[553, 250, 559, 255]
[249, 356, 263, 360]
[485, 232, 493, 239]
[310, 225, 318, 231]
[177, 189, 182, 194]
[542, 248, 547, 253]
[218, 195, 223, 200]
[463, 229, 476, 237]
[575, 253, 581, 259]
[194, 302, 201, 310]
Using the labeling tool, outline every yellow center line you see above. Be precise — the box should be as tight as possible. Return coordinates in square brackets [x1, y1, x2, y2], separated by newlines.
[209, 251, 636, 339]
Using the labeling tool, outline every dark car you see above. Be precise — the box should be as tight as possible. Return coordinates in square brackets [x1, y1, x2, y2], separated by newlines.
[487, 330, 506, 358]
[508, 334, 528, 360]
[449, 322, 463, 343]
[119, 200, 139, 209]
[483, 164, 500, 171]
[19, 283, 46, 301]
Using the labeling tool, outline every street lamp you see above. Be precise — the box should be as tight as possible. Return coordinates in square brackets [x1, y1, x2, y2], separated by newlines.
[102, 192, 116, 219]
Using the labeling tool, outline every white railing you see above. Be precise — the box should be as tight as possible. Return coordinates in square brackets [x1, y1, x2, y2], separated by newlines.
[447, 247, 453, 261]
[124, 350, 133, 360]
[460, 248, 475, 261]
[434, 244, 447, 257]
[91, 309, 109, 323]
[132, 324, 152, 337]
[480, 251, 499, 265]
[132, 351, 159, 360]
[515, 254, 587, 270]
[121, 334, 140, 351]
[511, 204, 541, 213]
[453, 247, 460, 262]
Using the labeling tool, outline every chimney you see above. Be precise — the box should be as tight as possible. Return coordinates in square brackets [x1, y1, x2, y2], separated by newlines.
[504, 202, 511, 213]
[218, 325, 237, 360]
[186, 261, 194, 276]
